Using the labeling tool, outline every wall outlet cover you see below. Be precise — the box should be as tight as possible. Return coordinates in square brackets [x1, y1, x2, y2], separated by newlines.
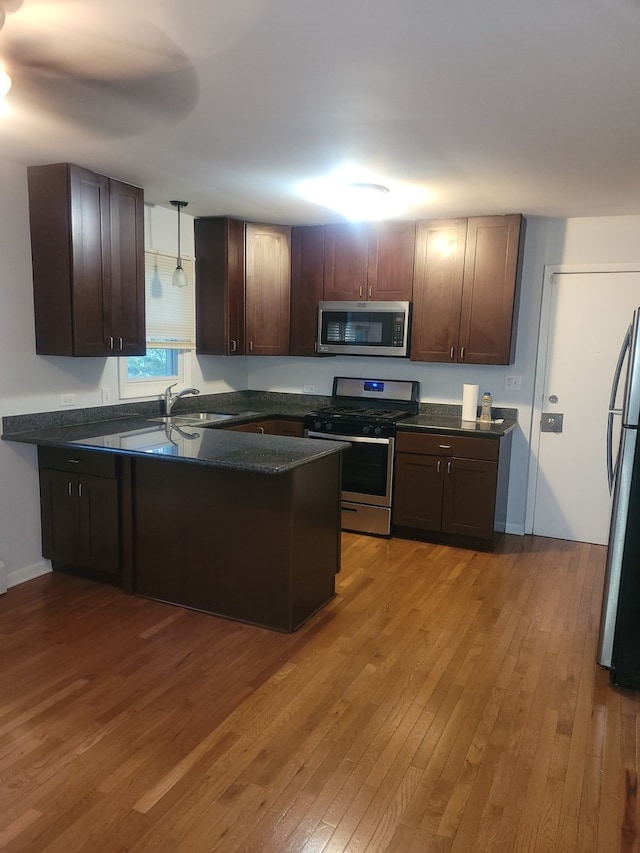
[59, 393, 75, 407]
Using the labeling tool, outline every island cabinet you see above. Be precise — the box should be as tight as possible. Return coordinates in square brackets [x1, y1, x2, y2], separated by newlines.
[38, 447, 124, 580]
[393, 430, 513, 546]
[195, 217, 291, 356]
[322, 221, 415, 302]
[132, 451, 341, 632]
[290, 225, 325, 356]
[410, 214, 524, 365]
[27, 163, 145, 357]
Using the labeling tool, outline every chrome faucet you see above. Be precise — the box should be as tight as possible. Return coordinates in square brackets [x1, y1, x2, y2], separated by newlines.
[164, 383, 200, 415]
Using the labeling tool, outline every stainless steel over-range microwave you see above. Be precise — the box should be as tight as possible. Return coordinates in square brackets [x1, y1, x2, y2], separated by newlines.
[317, 301, 410, 357]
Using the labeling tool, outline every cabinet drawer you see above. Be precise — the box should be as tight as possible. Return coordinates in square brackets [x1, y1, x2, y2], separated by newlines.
[38, 446, 119, 477]
[395, 431, 499, 462]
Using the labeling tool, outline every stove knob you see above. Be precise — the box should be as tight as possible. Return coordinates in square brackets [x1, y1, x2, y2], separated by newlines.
[326, 422, 332, 432]
[374, 426, 382, 436]
[314, 420, 321, 430]
[362, 425, 370, 435]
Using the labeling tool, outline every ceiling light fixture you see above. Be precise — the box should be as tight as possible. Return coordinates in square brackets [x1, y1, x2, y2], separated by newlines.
[0, 65, 11, 99]
[170, 200, 188, 288]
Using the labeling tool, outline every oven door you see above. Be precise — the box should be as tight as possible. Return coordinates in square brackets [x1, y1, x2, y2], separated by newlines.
[306, 431, 394, 508]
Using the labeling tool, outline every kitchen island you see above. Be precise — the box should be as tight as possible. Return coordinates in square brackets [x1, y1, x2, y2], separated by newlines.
[3, 416, 347, 632]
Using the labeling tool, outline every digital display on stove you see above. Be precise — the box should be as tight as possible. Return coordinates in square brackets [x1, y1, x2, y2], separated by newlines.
[364, 380, 384, 393]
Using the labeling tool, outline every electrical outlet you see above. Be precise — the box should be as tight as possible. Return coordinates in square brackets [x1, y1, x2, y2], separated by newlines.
[303, 384, 316, 394]
[504, 374, 522, 392]
[102, 387, 112, 405]
[59, 392, 75, 407]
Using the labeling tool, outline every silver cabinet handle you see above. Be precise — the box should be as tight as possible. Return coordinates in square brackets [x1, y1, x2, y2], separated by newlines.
[258, 427, 265, 434]
[249, 341, 253, 353]
[230, 339, 237, 352]
[438, 444, 451, 449]
[358, 285, 363, 298]
[437, 460, 441, 474]
[450, 346, 455, 360]
[447, 461, 452, 474]
[460, 346, 465, 360]
[68, 481, 73, 496]
[368, 286, 372, 298]
[78, 483, 83, 498]
[108, 336, 114, 351]
[117, 337, 123, 351]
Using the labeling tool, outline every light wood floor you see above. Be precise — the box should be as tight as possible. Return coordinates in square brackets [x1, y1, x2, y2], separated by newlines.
[1, 533, 638, 852]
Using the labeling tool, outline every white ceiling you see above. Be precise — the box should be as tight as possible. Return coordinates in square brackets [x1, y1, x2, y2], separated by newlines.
[2, 0, 640, 224]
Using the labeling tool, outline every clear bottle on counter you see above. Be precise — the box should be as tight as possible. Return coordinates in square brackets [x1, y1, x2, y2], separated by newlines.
[480, 391, 492, 422]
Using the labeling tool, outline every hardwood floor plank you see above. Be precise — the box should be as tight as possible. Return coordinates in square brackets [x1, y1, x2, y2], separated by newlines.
[0, 533, 636, 851]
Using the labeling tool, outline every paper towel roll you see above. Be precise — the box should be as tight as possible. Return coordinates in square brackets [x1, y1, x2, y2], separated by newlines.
[462, 384, 479, 422]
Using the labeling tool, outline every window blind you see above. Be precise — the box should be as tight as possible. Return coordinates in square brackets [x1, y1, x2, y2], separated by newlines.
[144, 250, 195, 349]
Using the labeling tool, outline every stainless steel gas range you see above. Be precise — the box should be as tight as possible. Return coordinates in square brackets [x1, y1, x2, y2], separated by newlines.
[303, 377, 420, 536]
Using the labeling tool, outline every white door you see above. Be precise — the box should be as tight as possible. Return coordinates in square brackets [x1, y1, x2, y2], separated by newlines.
[532, 269, 640, 544]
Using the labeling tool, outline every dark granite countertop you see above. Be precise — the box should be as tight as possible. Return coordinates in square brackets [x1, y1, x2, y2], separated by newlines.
[1, 392, 517, 470]
[398, 405, 517, 438]
[1, 404, 348, 475]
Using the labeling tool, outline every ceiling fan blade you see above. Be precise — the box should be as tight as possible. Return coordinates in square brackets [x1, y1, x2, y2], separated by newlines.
[1, 0, 199, 134]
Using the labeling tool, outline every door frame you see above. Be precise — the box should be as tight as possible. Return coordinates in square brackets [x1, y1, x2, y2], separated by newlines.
[526, 262, 640, 536]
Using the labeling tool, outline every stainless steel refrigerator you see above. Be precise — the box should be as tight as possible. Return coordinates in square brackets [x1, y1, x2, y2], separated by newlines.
[598, 306, 640, 687]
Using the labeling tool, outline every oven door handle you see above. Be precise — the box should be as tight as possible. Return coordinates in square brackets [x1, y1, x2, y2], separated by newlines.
[306, 431, 390, 445]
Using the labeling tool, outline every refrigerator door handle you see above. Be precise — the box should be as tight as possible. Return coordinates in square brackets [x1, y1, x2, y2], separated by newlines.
[607, 411, 621, 492]
[607, 324, 632, 492]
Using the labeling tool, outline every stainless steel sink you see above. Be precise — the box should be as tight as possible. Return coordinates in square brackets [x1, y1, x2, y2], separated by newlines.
[150, 411, 261, 426]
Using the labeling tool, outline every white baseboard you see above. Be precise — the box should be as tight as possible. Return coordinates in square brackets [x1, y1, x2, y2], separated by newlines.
[7, 560, 52, 589]
[505, 522, 526, 536]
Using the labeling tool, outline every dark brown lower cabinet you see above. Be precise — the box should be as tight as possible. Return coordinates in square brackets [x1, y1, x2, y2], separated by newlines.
[393, 431, 512, 546]
[38, 447, 121, 577]
[224, 418, 304, 437]
[132, 450, 341, 632]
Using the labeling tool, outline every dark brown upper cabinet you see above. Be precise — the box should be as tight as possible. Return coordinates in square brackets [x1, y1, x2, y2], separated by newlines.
[290, 225, 325, 357]
[195, 217, 291, 356]
[245, 223, 291, 356]
[322, 221, 415, 302]
[27, 163, 145, 357]
[411, 214, 524, 365]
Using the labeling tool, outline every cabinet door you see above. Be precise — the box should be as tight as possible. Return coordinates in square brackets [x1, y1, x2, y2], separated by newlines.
[442, 457, 497, 538]
[195, 217, 245, 355]
[410, 219, 467, 362]
[367, 221, 416, 301]
[40, 468, 81, 564]
[323, 224, 369, 301]
[458, 214, 523, 365]
[69, 166, 112, 356]
[290, 225, 324, 356]
[108, 179, 145, 355]
[245, 224, 291, 355]
[270, 418, 304, 437]
[78, 476, 121, 574]
[393, 452, 443, 531]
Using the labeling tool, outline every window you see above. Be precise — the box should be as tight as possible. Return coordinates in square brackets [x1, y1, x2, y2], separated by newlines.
[118, 250, 195, 399]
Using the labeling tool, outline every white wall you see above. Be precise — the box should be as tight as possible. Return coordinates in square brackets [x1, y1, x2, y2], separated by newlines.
[2, 154, 640, 585]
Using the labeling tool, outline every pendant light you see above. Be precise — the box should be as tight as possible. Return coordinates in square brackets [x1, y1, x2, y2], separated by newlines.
[170, 200, 188, 288]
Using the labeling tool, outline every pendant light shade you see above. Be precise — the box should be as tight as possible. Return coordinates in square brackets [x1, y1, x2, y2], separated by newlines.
[170, 200, 188, 288]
